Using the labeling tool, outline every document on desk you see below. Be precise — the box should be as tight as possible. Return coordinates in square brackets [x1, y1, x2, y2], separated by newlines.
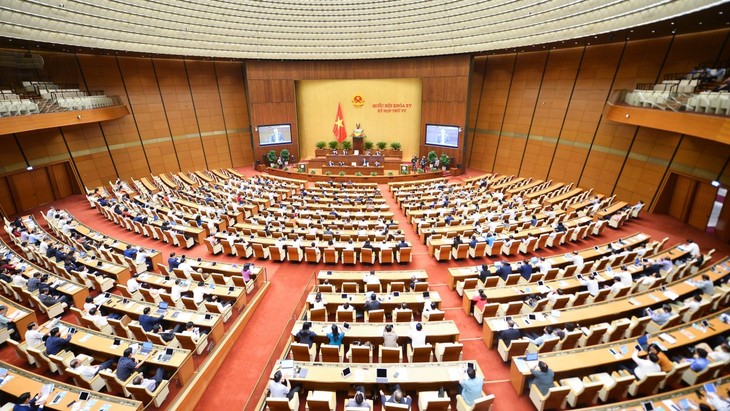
[662, 289, 679, 300]
[659, 333, 677, 344]
[558, 280, 569, 288]
[514, 358, 529, 373]
[490, 319, 508, 332]
[663, 399, 681, 411]
[628, 298, 640, 306]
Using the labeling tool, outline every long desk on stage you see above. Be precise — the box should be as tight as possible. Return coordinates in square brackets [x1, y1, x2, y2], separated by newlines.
[307, 291, 441, 312]
[290, 320, 460, 346]
[316, 269, 428, 290]
[309, 154, 402, 171]
[279, 361, 483, 391]
[482, 257, 727, 348]
[321, 165, 387, 175]
[509, 310, 730, 393]
[0, 361, 143, 411]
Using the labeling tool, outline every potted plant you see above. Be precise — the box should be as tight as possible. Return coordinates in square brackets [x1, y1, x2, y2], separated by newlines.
[315, 141, 328, 156]
[364, 141, 374, 150]
[280, 149, 290, 166]
[325, 171, 332, 176]
[390, 142, 401, 151]
[266, 150, 277, 167]
[387, 171, 394, 176]
[355, 172, 362, 176]
[427, 151, 437, 165]
[376, 141, 387, 150]
[370, 171, 378, 176]
[338, 171, 346, 176]
[342, 140, 352, 150]
[310, 170, 316, 175]
[328, 140, 339, 150]
[439, 154, 450, 171]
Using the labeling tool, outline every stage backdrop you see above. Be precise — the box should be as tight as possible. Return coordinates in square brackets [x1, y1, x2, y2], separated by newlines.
[296, 79, 422, 161]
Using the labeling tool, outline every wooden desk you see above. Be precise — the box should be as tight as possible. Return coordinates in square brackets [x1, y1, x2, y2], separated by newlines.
[594, 201, 629, 221]
[100, 294, 225, 342]
[524, 183, 563, 200]
[186, 259, 267, 291]
[490, 177, 524, 191]
[584, 378, 729, 411]
[291, 320, 460, 347]
[509, 311, 730, 393]
[462, 243, 684, 312]
[322, 165, 385, 175]
[445, 232, 651, 290]
[506, 179, 543, 197]
[52, 320, 195, 385]
[545, 187, 583, 205]
[316, 269, 428, 289]
[0, 361, 142, 411]
[0, 294, 37, 343]
[482, 257, 726, 348]
[307, 291, 441, 313]
[136, 272, 246, 309]
[281, 361, 483, 391]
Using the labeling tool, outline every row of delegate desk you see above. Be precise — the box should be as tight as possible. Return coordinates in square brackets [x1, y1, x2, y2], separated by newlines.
[482, 258, 729, 349]
[316, 269, 428, 290]
[306, 291, 441, 313]
[445, 232, 651, 290]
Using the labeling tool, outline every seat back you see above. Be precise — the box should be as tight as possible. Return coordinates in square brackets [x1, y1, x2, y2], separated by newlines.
[424, 398, 450, 411]
[336, 310, 354, 322]
[632, 372, 666, 396]
[290, 343, 313, 362]
[411, 344, 433, 362]
[365, 283, 381, 293]
[425, 311, 445, 321]
[320, 344, 341, 362]
[471, 395, 495, 411]
[380, 249, 394, 264]
[540, 386, 570, 410]
[389, 282, 405, 293]
[573, 380, 603, 407]
[267, 397, 295, 411]
[472, 242, 487, 257]
[380, 346, 402, 364]
[395, 309, 413, 322]
[454, 244, 468, 260]
[342, 282, 359, 293]
[343, 250, 356, 264]
[324, 249, 338, 263]
[436, 246, 451, 261]
[128, 322, 150, 341]
[537, 337, 560, 353]
[441, 343, 463, 361]
[502, 301, 523, 316]
[398, 247, 412, 263]
[287, 247, 302, 261]
[383, 402, 409, 411]
[361, 248, 374, 264]
[309, 307, 327, 322]
[366, 309, 385, 323]
[270, 246, 285, 261]
[349, 345, 370, 363]
[558, 331, 582, 350]
[253, 244, 267, 259]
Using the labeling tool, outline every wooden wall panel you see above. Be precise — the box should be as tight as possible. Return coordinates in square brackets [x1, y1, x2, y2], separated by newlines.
[520, 48, 583, 180]
[215, 61, 253, 167]
[687, 182, 717, 230]
[15, 128, 70, 167]
[8, 167, 55, 211]
[187, 60, 232, 170]
[0, 134, 26, 175]
[77, 55, 149, 179]
[659, 30, 729, 79]
[153, 59, 208, 172]
[0, 177, 17, 217]
[61, 123, 117, 188]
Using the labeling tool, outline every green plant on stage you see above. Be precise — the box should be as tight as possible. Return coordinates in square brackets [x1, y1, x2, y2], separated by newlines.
[376, 141, 387, 150]
[417, 168, 425, 174]
[427, 150, 437, 164]
[370, 172, 378, 176]
[355, 172, 362, 176]
[364, 141, 374, 150]
[328, 140, 339, 150]
[297, 168, 304, 173]
[390, 141, 401, 150]
[338, 171, 346, 176]
[266, 150, 277, 165]
[316, 141, 327, 149]
[310, 170, 316, 175]
[325, 171, 332, 175]
[439, 154, 451, 168]
[342, 140, 352, 150]
[387, 171, 394, 176]
[280, 149, 290, 163]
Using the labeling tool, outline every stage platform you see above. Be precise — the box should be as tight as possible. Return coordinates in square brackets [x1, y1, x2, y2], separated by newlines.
[265, 166, 446, 183]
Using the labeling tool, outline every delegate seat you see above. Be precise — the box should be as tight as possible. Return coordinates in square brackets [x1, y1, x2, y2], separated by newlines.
[456, 393, 494, 411]
[529, 382, 570, 411]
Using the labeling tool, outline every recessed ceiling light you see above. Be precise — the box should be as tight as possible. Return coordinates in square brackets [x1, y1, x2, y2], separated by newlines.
[699, 22, 703, 25]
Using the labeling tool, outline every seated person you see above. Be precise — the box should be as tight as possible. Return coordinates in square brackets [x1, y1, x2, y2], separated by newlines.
[131, 367, 166, 391]
[44, 326, 71, 355]
[69, 356, 116, 379]
[326, 324, 344, 346]
[294, 321, 317, 348]
[459, 367, 485, 406]
[630, 348, 660, 380]
[269, 370, 300, 400]
[346, 391, 370, 410]
[138, 307, 164, 332]
[379, 387, 411, 408]
[530, 361, 555, 395]
[683, 348, 710, 372]
[645, 304, 673, 326]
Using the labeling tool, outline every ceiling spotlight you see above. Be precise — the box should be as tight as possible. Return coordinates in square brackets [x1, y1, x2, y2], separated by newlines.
[26, 166, 33, 171]
[711, 180, 720, 187]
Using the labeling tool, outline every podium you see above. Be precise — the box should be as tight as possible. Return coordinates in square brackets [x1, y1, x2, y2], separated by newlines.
[352, 136, 364, 153]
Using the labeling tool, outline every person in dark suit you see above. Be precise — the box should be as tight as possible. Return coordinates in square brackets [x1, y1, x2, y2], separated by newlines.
[517, 260, 533, 280]
[468, 236, 478, 249]
[138, 306, 164, 332]
[478, 264, 492, 283]
[364, 293, 381, 311]
[452, 236, 462, 247]
[495, 261, 512, 281]
[13, 392, 45, 411]
[500, 319, 521, 346]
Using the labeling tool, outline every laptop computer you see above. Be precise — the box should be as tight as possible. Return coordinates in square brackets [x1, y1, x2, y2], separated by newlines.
[159, 348, 174, 362]
[637, 334, 649, 350]
[155, 302, 169, 315]
[341, 367, 352, 378]
[375, 368, 388, 384]
[525, 352, 538, 361]
[422, 291, 430, 299]
[139, 342, 154, 355]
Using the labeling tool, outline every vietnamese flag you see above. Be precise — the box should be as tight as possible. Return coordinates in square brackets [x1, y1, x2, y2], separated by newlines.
[332, 103, 347, 143]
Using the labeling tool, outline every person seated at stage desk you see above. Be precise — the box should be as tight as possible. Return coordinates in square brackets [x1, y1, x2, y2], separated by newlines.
[328, 160, 334, 166]
[331, 149, 338, 155]
[361, 158, 370, 166]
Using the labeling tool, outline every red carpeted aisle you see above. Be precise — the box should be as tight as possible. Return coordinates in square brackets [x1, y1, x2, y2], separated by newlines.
[8, 166, 729, 411]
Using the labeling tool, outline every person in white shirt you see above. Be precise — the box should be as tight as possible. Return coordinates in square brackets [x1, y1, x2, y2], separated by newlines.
[69, 356, 115, 380]
[686, 294, 704, 313]
[170, 279, 184, 302]
[684, 239, 701, 258]
[609, 278, 628, 295]
[25, 322, 46, 348]
[177, 257, 194, 278]
[364, 271, 380, 285]
[631, 348, 661, 380]
[134, 249, 150, 266]
[579, 273, 600, 297]
[422, 301, 443, 321]
[409, 322, 427, 347]
[311, 292, 327, 310]
[615, 267, 633, 287]
[337, 302, 355, 312]
[568, 251, 585, 272]
[83, 297, 96, 314]
[344, 240, 355, 251]
[87, 307, 109, 329]
[11, 272, 27, 287]
[192, 281, 209, 305]
[536, 257, 552, 274]
[127, 274, 141, 294]
[180, 321, 202, 343]
[638, 272, 660, 290]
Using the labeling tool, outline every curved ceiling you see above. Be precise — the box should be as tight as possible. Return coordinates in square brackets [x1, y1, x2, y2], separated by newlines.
[0, 0, 726, 60]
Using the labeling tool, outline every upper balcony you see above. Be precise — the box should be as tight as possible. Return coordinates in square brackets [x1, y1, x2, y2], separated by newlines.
[605, 86, 730, 145]
[0, 83, 129, 135]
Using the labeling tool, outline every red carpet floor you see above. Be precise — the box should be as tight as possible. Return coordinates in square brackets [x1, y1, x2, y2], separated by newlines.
[8, 166, 729, 411]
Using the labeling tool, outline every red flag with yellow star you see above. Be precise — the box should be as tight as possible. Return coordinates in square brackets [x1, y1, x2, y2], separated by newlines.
[332, 103, 347, 143]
